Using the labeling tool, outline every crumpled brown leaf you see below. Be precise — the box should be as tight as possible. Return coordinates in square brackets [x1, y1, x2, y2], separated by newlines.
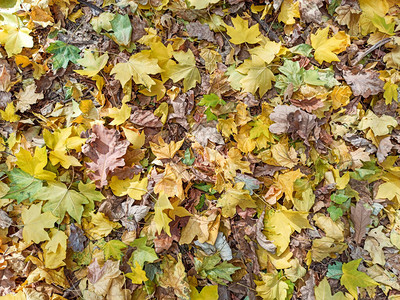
[168, 90, 194, 130]
[130, 109, 163, 127]
[269, 105, 319, 146]
[343, 69, 384, 98]
[186, 21, 215, 42]
[299, 0, 323, 24]
[82, 124, 129, 188]
[192, 123, 224, 147]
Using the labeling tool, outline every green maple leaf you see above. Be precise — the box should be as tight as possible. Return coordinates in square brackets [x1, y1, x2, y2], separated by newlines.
[38, 181, 89, 223]
[5, 168, 42, 203]
[47, 41, 81, 69]
[103, 240, 128, 260]
[340, 259, 378, 300]
[198, 93, 226, 108]
[130, 237, 158, 268]
[195, 254, 240, 284]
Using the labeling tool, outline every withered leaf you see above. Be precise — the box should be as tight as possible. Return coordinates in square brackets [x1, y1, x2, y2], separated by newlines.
[82, 124, 129, 188]
[343, 69, 384, 98]
[351, 201, 372, 244]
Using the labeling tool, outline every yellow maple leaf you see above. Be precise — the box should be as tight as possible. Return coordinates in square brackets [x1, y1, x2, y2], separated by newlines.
[109, 175, 148, 200]
[139, 78, 166, 101]
[107, 103, 131, 125]
[358, 110, 398, 136]
[217, 182, 257, 218]
[126, 262, 148, 284]
[42, 229, 68, 269]
[122, 127, 145, 149]
[15, 147, 56, 181]
[150, 137, 184, 160]
[265, 207, 311, 255]
[311, 27, 350, 64]
[276, 169, 304, 202]
[85, 212, 121, 239]
[278, 0, 300, 25]
[255, 271, 289, 300]
[331, 85, 352, 109]
[271, 140, 298, 168]
[237, 56, 275, 97]
[188, 0, 219, 9]
[225, 15, 261, 45]
[167, 50, 201, 92]
[0, 102, 20, 122]
[43, 128, 82, 169]
[154, 192, 174, 236]
[22, 203, 58, 244]
[110, 51, 162, 88]
[249, 41, 281, 64]
[0, 15, 33, 57]
[74, 50, 109, 77]
[154, 164, 184, 199]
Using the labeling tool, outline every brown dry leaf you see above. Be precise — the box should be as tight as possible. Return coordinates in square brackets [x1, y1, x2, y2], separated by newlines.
[186, 21, 215, 43]
[290, 97, 324, 113]
[351, 201, 372, 244]
[82, 124, 130, 188]
[159, 254, 191, 300]
[16, 84, 43, 113]
[192, 123, 224, 147]
[343, 69, 384, 98]
[130, 109, 163, 127]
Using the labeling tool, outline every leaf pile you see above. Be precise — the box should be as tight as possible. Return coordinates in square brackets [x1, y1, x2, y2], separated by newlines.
[0, 0, 400, 299]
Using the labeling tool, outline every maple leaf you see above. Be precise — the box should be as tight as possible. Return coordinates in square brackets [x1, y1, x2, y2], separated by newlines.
[15, 147, 56, 181]
[217, 182, 257, 218]
[74, 50, 109, 77]
[38, 181, 89, 223]
[43, 128, 83, 169]
[225, 15, 261, 45]
[126, 261, 148, 284]
[109, 174, 148, 200]
[190, 285, 219, 300]
[278, 0, 300, 25]
[42, 229, 68, 269]
[110, 51, 162, 88]
[5, 168, 42, 203]
[150, 137, 184, 159]
[82, 124, 130, 188]
[311, 27, 350, 64]
[21, 203, 58, 244]
[130, 237, 158, 267]
[47, 41, 81, 69]
[0, 14, 33, 57]
[255, 271, 289, 300]
[15, 84, 43, 113]
[103, 240, 127, 260]
[0, 102, 20, 122]
[340, 259, 378, 299]
[159, 254, 191, 300]
[236, 56, 275, 97]
[107, 103, 131, 126]
[85, 211, 121, 239]
[154, 192, 173, 236]
[358, 110, 397, 136]
[315, 277, 347, 300]
[168, 50, 201, 92]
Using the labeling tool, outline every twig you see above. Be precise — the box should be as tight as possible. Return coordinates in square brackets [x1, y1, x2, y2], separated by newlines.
[351, 37, 392, 66]
[77, 0, 105, 13]
[246, 4, 280, 43]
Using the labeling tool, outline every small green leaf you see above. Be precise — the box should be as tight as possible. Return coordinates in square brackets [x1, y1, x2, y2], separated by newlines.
[182, 148, 195, 166]
[327, 205, 343, 222]
[198, 93, 226, 108]
[47, 41, 81, 69]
